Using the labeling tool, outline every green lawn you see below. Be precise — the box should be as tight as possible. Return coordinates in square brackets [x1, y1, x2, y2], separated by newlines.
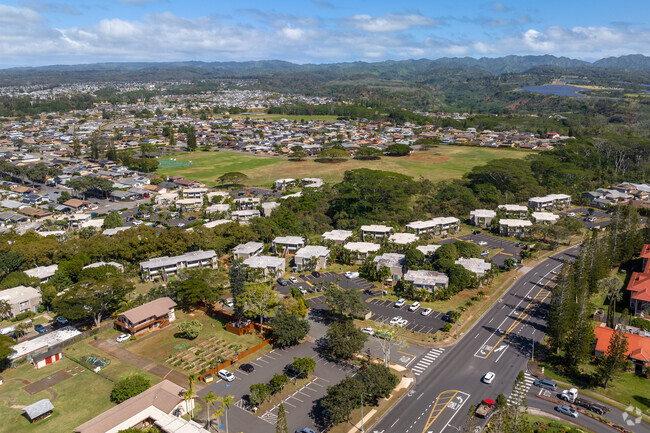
[156, 146, 530, 187]
[525, 414, 587, 432]
[0, 358, 115, 433]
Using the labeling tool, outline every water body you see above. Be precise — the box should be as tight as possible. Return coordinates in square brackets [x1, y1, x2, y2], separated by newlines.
[516, 84, 587, 97]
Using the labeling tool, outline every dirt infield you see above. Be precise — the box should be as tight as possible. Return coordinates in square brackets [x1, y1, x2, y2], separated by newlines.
[22, 369, 74, 395]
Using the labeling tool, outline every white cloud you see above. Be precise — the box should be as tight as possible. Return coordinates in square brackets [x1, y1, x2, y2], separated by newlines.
[349, 13, 438, 33]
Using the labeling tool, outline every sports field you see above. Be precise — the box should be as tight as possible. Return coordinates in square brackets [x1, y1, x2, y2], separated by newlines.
[157, 146, 530, 186]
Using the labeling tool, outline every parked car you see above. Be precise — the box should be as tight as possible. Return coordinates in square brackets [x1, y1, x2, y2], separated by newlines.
[588, 217, 597, 222]
[442, 310, 457, 323]
[568, 212, 576, 216]
[477, 240, 488, 246]
[534, 379, 557, 390]
[298, 286, 308, 295]
[555, 404, 579, 418]
[473, 230, 481, 234]
[277, 278, 288, 286]
[515, 242, 526, 247]
[289, 276, 298, 284]
[389, 316, 403, 325]
[481, 250, 490, 256]
[408, 301, 420, 312]
[396, 319, 408, 327]
[56, 317, 68, 326]
[344, 271, 360, 279]
[218, 369, 235, 382]
[225, 299, 234, 308]
[421, 308, 433, 316]
[361, 327, 374, 335]
[116, 333, 130, 343]
[34, 324, 47, 334]
[240, 363, 254, 373]
[482, 372, 495, 384]
[311, 271, 321, 278]
[296, 428, 316, 433]
[394, 298, 406, 308]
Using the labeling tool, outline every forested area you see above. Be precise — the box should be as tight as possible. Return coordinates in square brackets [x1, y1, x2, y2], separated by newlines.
[0, 94, 94, 118]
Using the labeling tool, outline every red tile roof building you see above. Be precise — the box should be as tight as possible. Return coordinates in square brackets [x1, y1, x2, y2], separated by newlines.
[594, 325, 650, 375]
[628, 244, 650, 316]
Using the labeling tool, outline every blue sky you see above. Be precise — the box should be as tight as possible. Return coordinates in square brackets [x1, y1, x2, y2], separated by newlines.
[0, 0, 649, 67]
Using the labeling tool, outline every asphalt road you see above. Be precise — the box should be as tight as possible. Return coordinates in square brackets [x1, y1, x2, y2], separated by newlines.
[371, 247, 593, 433]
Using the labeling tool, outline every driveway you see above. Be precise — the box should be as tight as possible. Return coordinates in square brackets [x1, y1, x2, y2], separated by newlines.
[439, 232, 524, 267]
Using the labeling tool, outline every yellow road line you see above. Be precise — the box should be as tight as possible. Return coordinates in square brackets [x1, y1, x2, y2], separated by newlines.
[398, 350, 416, 357]
[422, 390, 459, 433]
[305, 281, 313, 287]
[499, 252, 514, 256]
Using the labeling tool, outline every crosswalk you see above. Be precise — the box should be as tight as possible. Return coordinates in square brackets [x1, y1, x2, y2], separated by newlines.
[507, 372, 535, 406]
[411, 348, 445, 376]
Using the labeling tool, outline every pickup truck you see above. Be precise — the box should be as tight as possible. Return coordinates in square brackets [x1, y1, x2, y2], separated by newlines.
[559, 388, 609, 415]
[475, 399, 494, 418]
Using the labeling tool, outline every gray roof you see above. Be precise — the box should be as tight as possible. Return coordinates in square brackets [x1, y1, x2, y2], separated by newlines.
[0, 285, 39, 304]
[273, 236, 305, 245]
[295, 245, 330, 259]
[233, 242, 264, 255]
[321, 229, 353, 242]
[140, 250, 216, 270]
[24, 264, 58, 280]
[243, 255, 285, 269]
[373, 253, 405, 267]
[24, 399, 54, 420]
[404, 270, 449, 286]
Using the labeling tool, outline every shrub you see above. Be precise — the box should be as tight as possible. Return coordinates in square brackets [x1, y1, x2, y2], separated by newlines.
[442, 323, 452, 332]
[110, 375, 151, 403]
[177, 320, 203, 339]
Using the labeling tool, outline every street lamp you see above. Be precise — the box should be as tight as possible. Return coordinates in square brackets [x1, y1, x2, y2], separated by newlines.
[360, 392, 371, 432]
[531, 330, 536, 361]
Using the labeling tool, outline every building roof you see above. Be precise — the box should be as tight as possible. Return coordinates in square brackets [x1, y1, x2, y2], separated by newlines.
[416, 244, 441, 255]
[74, 380, 187, 433]
[498, 204, 528, 212]
[389, 233, 419, 245]
[203, 219, 232, 228]
[102, 226, 130, 236]
[140, 250, 217, 270]
[499, 219, 533, 227]
[119, 297, 177, 324]
[243, 255, 285, 268]
[406, 217, 459, 230]
[470, 209, 497, 218]
[531, 212, 560, 223]
[273, 236, 305, 245]
[321, 230, 353, 242]
[373, 253, 405, 268]
[63, 199, 90, 208]
[360, 224, 393, 233]
[9, 326, 81, 361]
[344, 242, 380, 254]
[594, 326, 650, 364]
[232, 242, 264, 256]
[404, 270, 449, 286]
[24, 399, 54, 420]
[640, 244, 650, 260]
[295, 245, 330, 259]
[83, 261, 124, 271]
[529, 193, 571, 203]
[0, 285, 40, 304]
[454, 257, 492, 276]
[24, 264, 58, 280]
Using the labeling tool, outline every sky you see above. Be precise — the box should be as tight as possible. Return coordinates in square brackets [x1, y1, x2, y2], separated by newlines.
[1, 0, 649, 68]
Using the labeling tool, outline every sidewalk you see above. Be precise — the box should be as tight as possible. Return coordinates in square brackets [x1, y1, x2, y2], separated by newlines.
[90, 337, 195, 389]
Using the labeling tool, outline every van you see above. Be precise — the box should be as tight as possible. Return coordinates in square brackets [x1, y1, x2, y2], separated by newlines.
[534, 379, 557, 391]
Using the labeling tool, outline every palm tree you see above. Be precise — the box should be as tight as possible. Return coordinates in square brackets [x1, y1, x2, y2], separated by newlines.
[203, 391, 219, 431]
[212, 405, 225, 432]
[217, 395, 234, 433]
[185, 374, 199, 417]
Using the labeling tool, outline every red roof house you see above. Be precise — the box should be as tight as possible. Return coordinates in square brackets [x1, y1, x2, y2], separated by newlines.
[594, 325, 650, 375]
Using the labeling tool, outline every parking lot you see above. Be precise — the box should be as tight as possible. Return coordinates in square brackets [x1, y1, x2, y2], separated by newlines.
[198, 341, 356, 433]
[364, 297, 445, 335]
[275, 271, 375, 296]
[556, 207, 611, 230]
[439, 232, 523, 267]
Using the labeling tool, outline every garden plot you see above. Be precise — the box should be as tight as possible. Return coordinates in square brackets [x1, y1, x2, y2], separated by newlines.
[166, 336, 245, 375]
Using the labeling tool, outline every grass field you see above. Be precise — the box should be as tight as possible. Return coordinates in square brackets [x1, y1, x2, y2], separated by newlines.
[157, 146, 530, 187]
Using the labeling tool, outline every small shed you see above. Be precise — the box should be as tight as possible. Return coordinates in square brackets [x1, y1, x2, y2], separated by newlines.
[24, 399, 54, 423]
[32, 348, 63, 369]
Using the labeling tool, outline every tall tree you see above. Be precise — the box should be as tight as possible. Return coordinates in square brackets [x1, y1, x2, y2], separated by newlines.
[270, 310, 310, 347]
[229, 259, 247, 319]
[597, 327, 629, 389]
[203, 391, 219, 431]
[217, 394, 234, 433]
[187, 124, 197, 151]
[324, 320, 368, 360]
[598, 276, 624, 328]
[238, 284, 279, 330]
[275, 403, 289, 433]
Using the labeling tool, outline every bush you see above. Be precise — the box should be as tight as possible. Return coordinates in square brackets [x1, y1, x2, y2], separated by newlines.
[110, 375, 151, 403]
[631, 317, 650, 331]
[11, 311, 35, 322]
[177, 320, 203, 339]
[442, 323, 452, 332]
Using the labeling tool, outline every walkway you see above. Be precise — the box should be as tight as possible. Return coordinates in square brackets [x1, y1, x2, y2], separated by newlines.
[90, 338, 194, 389]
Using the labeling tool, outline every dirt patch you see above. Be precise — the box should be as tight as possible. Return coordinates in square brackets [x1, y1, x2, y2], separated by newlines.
[23, 369, 72, 395]
[406, 154, 451, 162]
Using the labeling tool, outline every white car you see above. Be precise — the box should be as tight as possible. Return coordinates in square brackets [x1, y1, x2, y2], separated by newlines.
[361, 327, 374, 335]
[477, 241, 488, 246]
[344, 271, 359, 279]
[408, 301, 420, 312]
[389, 316, 403, 325]
[289, 277, 298, 284]
[481, 250, 490, 256]
[396, 319, 408, 328]
[482, 372, 495, 384]
[394, 299, 406, 308]
[218, 369, 235, 382]
[299, 286, 308, 295]
[568, 212, 576, 217]
[421, 308, 433, 316]
[116, 333, 130, 343]
[225, 299, 234, 308]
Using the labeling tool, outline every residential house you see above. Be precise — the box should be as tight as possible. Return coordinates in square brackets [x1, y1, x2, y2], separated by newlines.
[583, 188, 632, 207]
[405, 217, 460, 236]
[272, 236, 306, 255]
[0, 210, 29, 226]
[321, 229, 353, 244]
[498, 204, 528, 218]
[0, 285, 41, 317]
[232, 242, 264, 260]
[470, 209, 497, 227]
[531, 212, 559, 224]
[181, 188, 208, 199]
[175, 198, 202, 212]
[32, 348, 63, 369]
[344, 242, 380, 262]
[115, 297, 177, 336]
[155, 192, 179, 207]
[302, 178, 324, 188]
[416, 244, 441, 258]
[527, 194, 572, 211]
[205, 204, 230, 215]
[19, 207, 52, 220]
[594, 325, 650, 375]
[404, 270, 449, 292]
[454, 257, 492, 277]
[627, 244, 650, 316]
[499, 219, 532, 237]
[231, 209, 261, 221]
[274, 178, 296, 190]
[373, 253, 406, 281]
[83, 262, 124, 272]
[63, 199, 92, 212]
[294, 246, 330, 271]
[360, 224, 393, 240]
[261, 202, 279, 217]
[139, 250, 217, 281]
[8, 326, 81, 364]
[24, 264, 58, 283]
[242, 256, 286, 278]
[74, 380, 199, 433]
[103, 226, 130, 237]
[389, 233, 419, 245]
[234, 197, 260, 210]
